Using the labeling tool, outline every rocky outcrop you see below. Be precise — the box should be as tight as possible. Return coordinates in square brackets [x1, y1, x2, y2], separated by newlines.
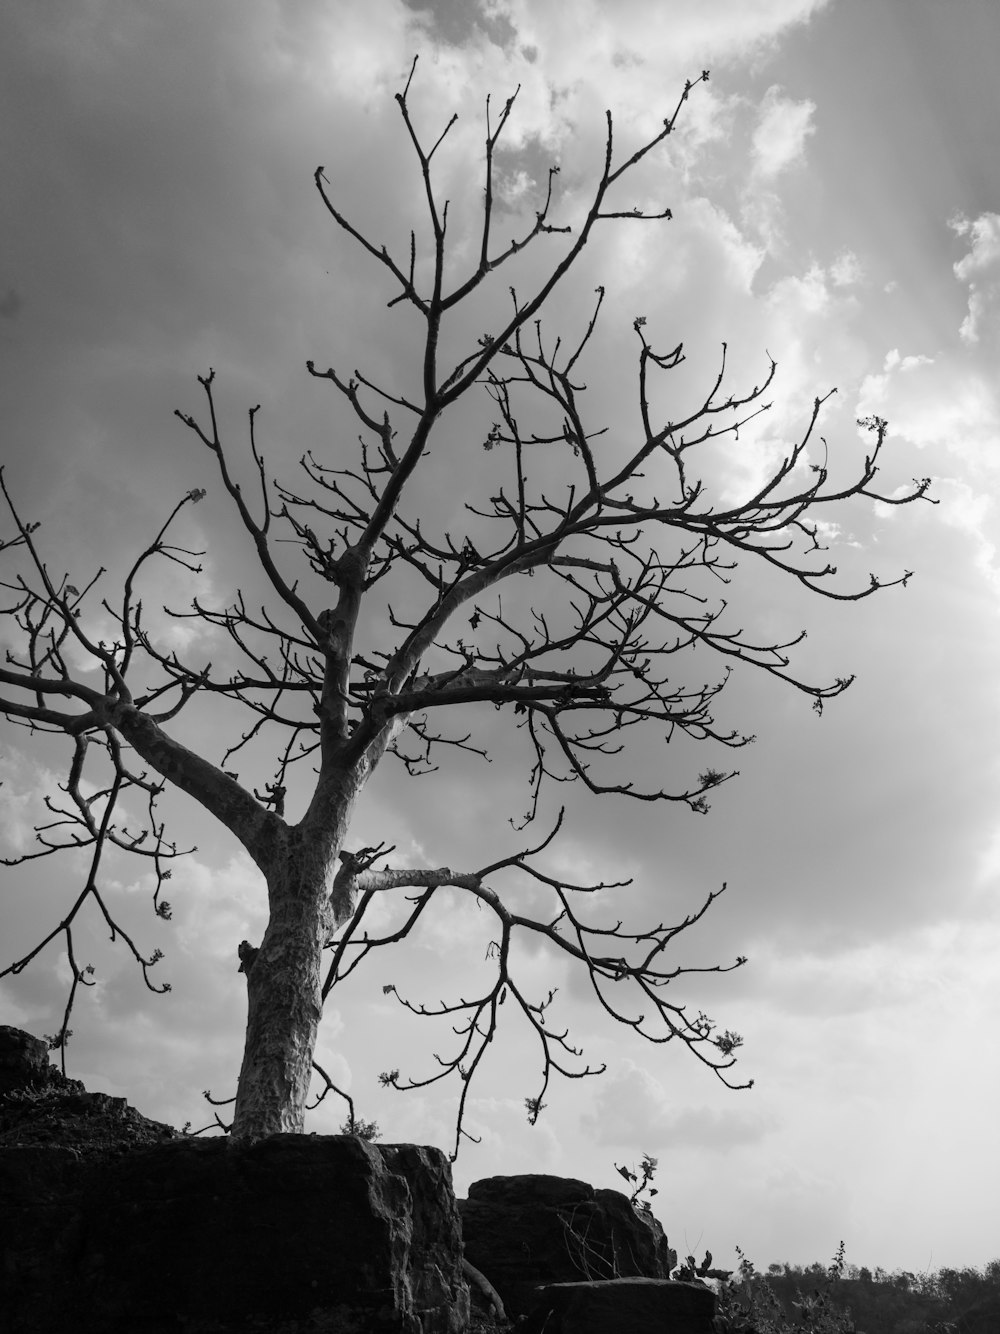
[0, 1026, 54, 1094]
[458, 1173, 677, 1321]
[0, 1028, 468, 1334]
[1, 1083, 179, 1154]
[2, 1029, 720, 1333]
[0, 1028, 179, 1159]
[3, 1132, 469, 1334]
[521, 1278, 717, 1334]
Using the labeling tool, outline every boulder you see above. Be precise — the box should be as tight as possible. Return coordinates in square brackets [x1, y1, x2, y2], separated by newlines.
[521, 1277, 717, 1334]
[0, 1025, 54, 1094]
[2, 1133, 469, 1333]
[0, 1029, 468, 1334]
[458, 1173, 676, 1320]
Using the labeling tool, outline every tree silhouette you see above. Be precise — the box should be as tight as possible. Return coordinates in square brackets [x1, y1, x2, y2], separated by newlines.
[0, 61, 931, 1146]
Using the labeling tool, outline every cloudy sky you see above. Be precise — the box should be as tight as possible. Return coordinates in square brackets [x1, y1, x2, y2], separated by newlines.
[3, 0, 1000, 1277]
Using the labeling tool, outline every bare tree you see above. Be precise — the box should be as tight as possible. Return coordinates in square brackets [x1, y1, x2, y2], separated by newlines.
[0, 62, 931, 1148]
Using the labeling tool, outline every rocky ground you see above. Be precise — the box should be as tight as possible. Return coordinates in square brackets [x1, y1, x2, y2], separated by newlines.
[1, 1052, 506, 1332]
[0, 1078, 180, 1156]
[0, 1029, 712, 1334]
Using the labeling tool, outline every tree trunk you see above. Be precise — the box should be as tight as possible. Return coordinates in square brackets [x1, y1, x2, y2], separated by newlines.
[230, 830, 339, 1138]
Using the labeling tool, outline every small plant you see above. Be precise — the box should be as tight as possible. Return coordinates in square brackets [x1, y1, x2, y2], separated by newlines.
[614, 1151, 659, 1211]
[676, 1250, 722, 1283]
[339, 1115, 381, 1141]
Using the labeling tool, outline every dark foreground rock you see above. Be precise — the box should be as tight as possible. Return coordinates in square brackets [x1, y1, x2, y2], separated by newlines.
[1, 1028, 720, 1333]
[521, 1278, 716, 1334]
[459, 1173, 676, 1321]
[0, 1028, 468, 1334]
[2, 1133, 468, 1333]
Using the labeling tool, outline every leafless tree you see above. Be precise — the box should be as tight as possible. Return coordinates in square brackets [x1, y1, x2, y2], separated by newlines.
[0, 61, 931, 1148]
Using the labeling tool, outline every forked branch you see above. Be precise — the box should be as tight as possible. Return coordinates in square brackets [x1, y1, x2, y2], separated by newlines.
[322, 815, 748, 1158]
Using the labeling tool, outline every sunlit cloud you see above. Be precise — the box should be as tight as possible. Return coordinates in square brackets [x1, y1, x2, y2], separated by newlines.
[751, 86, 816, 179]
[855, 216, 1000, 607]
[829, 250, 862, 288]
[951, 211, 1000, 345]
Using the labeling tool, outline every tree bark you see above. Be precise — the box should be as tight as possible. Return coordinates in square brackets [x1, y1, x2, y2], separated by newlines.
[231, 828, 341, 1138]
[228, 753, 376, 1139]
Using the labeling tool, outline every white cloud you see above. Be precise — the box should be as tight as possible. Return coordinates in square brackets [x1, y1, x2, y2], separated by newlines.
[931, 479, 1000, 595]
[767, 260, 837, 317]
[739, 84, 817, 252]
[169, 852, 269, 959]
[461, 1094, 563, 1174]
[704, 254, 863, 504]
[855, 219, 1000, 593]
[829, 250, 862, 288]
[385, 0, 832, 174]
[751, 86, 816, 179]
[857, 352, 1000, 481]
[951, 212, 1000, 345]
[691, 198, 768, 293]
[952, 211, 1000, 275]
[580, 1059, 775, 1152]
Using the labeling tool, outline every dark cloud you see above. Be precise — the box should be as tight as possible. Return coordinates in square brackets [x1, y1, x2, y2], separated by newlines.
[403, 0, 517, 51]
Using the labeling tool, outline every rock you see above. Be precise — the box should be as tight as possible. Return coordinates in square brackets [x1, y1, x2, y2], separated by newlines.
[0, 1025, 54, 1094]
[2, 1133, 469, 1333]
[520, 1277, 716, 1334]
[0, 1029, 468, 1334]
[1, 1081, 179, 1157]
[459, 1173, 676, 1320]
